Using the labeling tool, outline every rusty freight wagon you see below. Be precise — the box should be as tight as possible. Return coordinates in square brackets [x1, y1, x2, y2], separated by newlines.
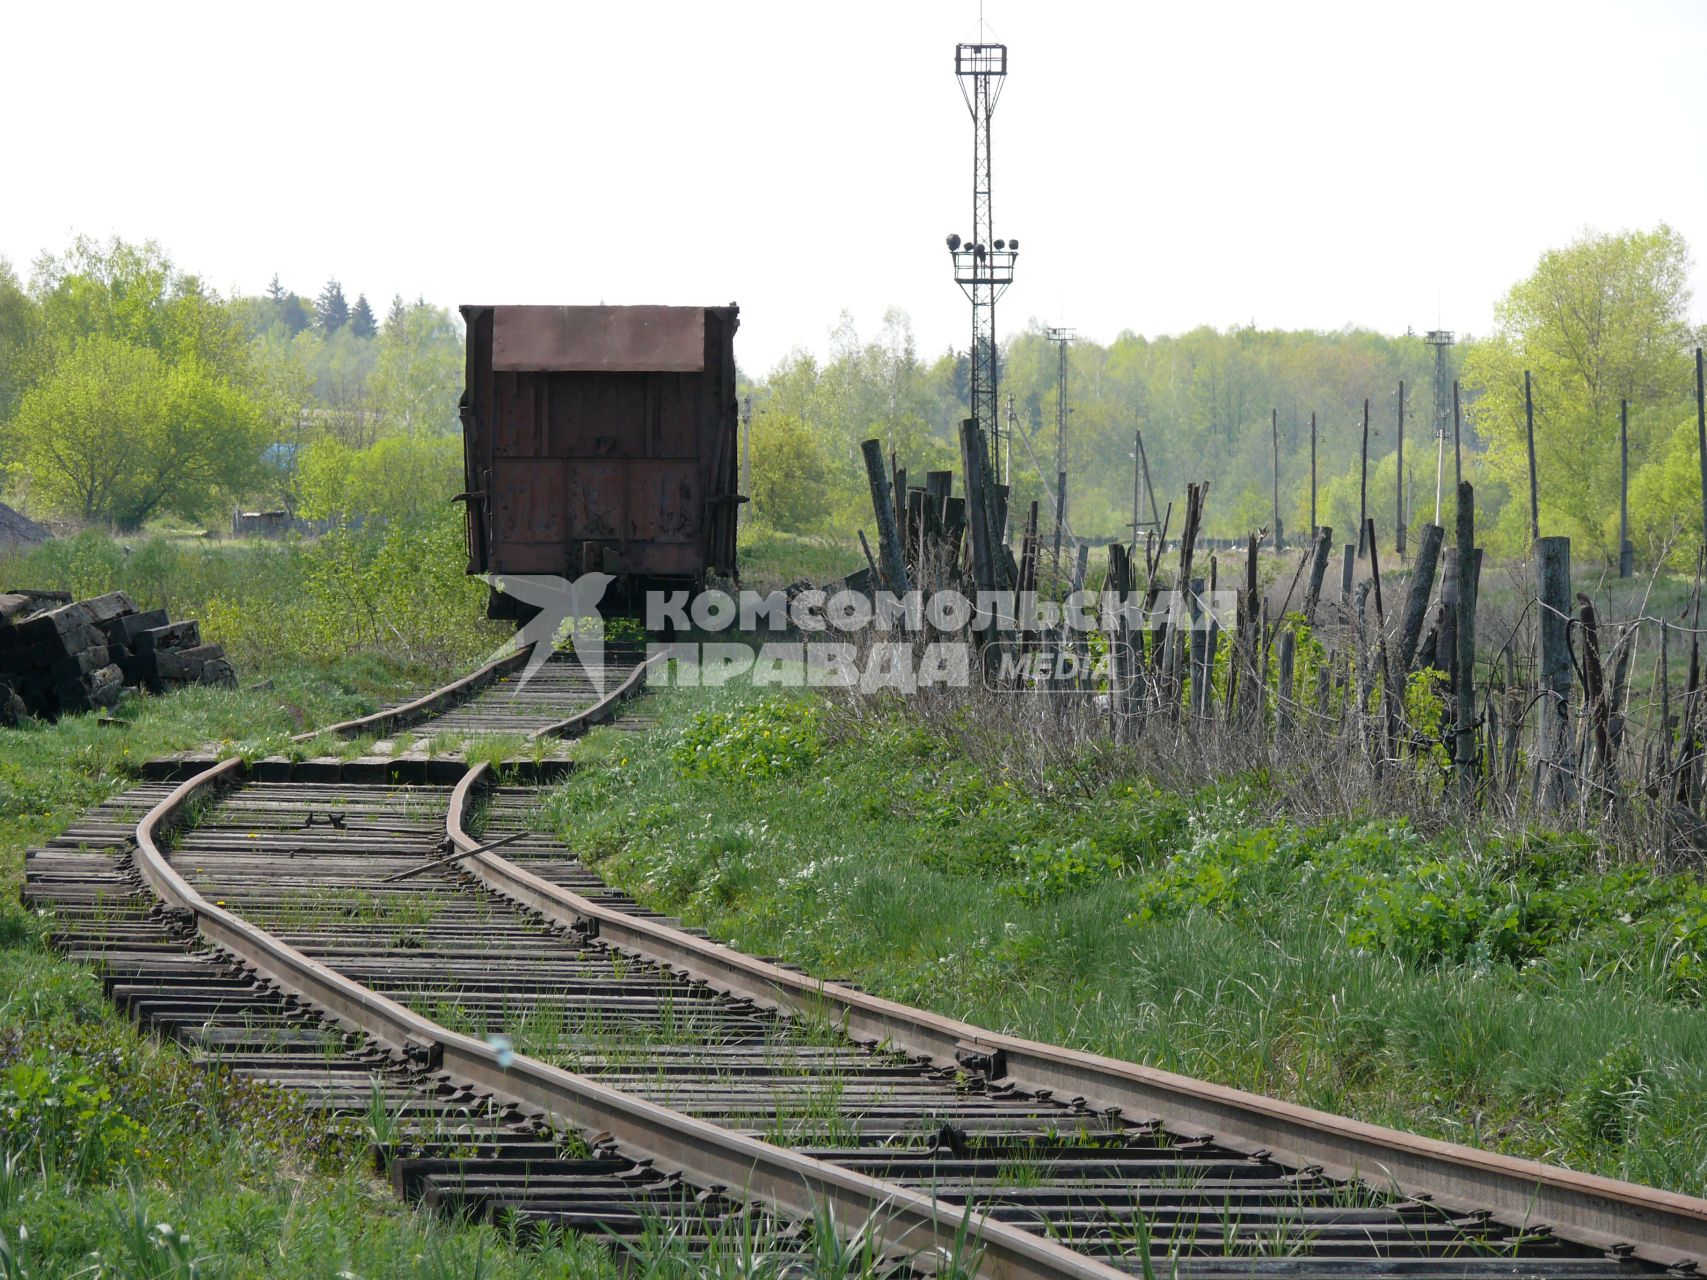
[458, 304, 742, 617]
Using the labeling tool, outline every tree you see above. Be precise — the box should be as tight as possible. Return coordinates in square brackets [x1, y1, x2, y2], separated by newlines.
[249, 329, 318, 512]
[7, 335, 265, 528]
[0, 257, 36, 424]
[265, 273, 286, 303]
[29, 235, 250, 380]
[748, 411, 838, 533]
[1462, 225, 1696, 556]
[349, 293, 377, 338]
[315, 278, 349, 333]
[370, 302, 461, 436]
[296, 433, 463, 524]
[1629, 417, 1706, 567]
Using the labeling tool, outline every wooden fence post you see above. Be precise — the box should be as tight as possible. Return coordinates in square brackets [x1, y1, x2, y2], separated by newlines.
[1192, 574, 1211, 719]
[1577, 593, 1612, 786]
[1454, 483, 1478, 800]
[1396, 523, 1444, 671]
[1365, 519, 1400, 764]
[861, 439, 912, 596]
[958, 419, 994, 592]
[1303, 525, 1333, 624]
[1536, 535, 1576, 806]
[1277, 627, 1296, 735]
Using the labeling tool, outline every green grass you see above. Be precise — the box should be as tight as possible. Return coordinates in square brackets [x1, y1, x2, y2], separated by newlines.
[0, 658, 426, 897]
[0, 657, 626, 1278]
[736, 525, 863, 594]
[0, 511, 505, 672]
[542, 679, 1707, 1197]
[0, 665, 916, 1276]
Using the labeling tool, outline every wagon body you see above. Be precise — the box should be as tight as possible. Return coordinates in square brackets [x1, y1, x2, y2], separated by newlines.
[459, 304, 740, 615]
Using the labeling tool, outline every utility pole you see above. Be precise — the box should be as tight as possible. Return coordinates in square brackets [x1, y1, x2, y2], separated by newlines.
[1271, 408, 1282, 549]
[1697, 348, 1707, 558]
[946, 42, 1018, 486]
[1130, 434, 1141, 554]
[1130, 430, 1159, 545]
[1047, 326, 1073, 574]
[1425, 330, 1455, 524]
[1358, 397, 1370, 558]
[1395, 381, 1406, 559]
[1620, 397, 1633, 579]
[1309, 411, 1317, 535]
[1525, 370, 1540, 543]
[1004, 392, 1018, 489]
[739, 394, 752, 533]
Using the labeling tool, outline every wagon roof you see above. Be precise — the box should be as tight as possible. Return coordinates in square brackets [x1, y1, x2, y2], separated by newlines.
[486, 305, 707, 373]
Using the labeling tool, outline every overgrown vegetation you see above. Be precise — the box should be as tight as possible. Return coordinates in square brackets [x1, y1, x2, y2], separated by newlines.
[0, 694, 638, 1278]
[545, 680, 1707, 1195]
[0, 237, 464, 531]
[0, 509, 501, 671]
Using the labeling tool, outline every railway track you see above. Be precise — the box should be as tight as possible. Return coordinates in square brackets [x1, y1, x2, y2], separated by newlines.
[22, 647, 1707, 1277]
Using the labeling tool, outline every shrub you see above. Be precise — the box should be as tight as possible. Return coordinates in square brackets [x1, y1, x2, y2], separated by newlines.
[671, 696, 825, 782]
[0, 1054, 146, 1182]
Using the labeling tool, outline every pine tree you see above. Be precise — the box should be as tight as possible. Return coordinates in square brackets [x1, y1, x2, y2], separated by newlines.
[265, 272, 286, 302]
[349, 293, 377, 338]
[281, 293, 312, 336]
[385, 293, 408, 333]
[315, 279, 349, 333]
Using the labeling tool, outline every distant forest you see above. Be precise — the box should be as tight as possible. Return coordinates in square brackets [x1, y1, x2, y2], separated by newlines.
[1, 225, 1701, 565]
[745, 224, 1705, 563]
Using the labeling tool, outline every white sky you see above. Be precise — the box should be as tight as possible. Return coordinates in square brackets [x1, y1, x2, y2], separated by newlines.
[6, 0, 1705, 375]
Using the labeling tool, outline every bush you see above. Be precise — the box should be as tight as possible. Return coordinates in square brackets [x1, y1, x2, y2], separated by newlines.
[671, 696, 825, 782]
[1, 509, 500, 674]
[0, 1054, 146, 1183]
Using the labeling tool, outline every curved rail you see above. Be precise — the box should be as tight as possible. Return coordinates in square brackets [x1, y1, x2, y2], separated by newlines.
[129, 759, 1132, 1280]
[446, 758, 1707, 1263]
[123, 643, 1707, 1271]
[526, 645, 662, 740]
[300, 646, 535, 743]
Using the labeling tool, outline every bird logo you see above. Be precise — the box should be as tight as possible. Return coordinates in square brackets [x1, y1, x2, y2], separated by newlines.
[479, 573, 615, 695]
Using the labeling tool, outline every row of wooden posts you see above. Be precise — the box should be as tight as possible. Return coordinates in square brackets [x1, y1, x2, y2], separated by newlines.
[859, 416, 1707, 822]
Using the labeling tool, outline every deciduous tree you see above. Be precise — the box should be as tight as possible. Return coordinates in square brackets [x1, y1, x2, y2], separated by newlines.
[1463, 225, 1696, 556]
[8, 335, 265, 528]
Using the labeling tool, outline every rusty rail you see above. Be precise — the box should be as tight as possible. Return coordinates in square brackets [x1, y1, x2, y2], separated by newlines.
[442, 670, 1707, 1272]
[128, 757, 1132, 1280]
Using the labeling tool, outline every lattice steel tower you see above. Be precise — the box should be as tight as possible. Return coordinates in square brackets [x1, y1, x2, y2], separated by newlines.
[1425, 330, 1455, 522]
[947, 42, 1018, 482]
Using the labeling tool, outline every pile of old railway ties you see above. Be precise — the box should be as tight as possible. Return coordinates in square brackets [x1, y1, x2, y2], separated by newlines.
[21, 651, 1681, 1276]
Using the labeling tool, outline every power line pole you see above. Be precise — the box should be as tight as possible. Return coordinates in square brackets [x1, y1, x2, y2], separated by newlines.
[1004, 392, 1018, 492]
[1309, 411, 1317, 536]
[1620, 397, 1633, 579]
[1395, 381, 1406, 559]
[1425, 330, 1455, 524]
[1047, 326, 1073, 574]
[1271, 407, 1282, 549]
[739, 394, 752, 533]
[1358, 397, 1370, 558]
